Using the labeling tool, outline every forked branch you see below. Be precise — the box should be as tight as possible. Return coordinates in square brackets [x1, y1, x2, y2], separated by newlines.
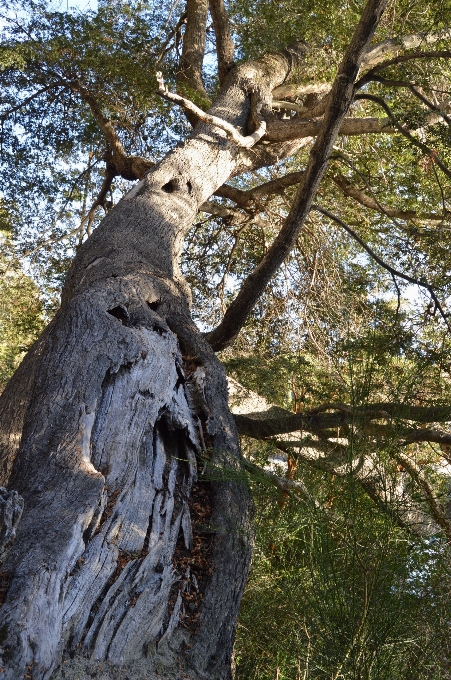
[156, 72, 266, 147]
[206, 0, 389, 351]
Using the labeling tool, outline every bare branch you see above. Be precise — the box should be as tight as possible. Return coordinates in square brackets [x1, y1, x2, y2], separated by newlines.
[209, 0, 235, 85]
[156, 72, 266, 147]
[205, 0, 389, 351]
[265, 96, 450, 142]
[401, 429, 451, 448]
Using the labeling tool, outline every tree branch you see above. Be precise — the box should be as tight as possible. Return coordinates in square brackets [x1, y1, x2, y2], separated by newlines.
[209, 0, 235, 86]
[272, 441, 421, 535]
[205, 0, 389, 351]
[242, 457, 318, 505]
[0, 84, 57, 121]
[357, 49, 451, 85]
[355, 93, 451, 180]
[333, 173, 450, 223]
[177, 0, 210, 113]
[70, 80, 153, 180]
[360, 27, 451, 70]
[312, 205, 451, 333]
[155, 11, 188, 67]
[214, 172, 305, 207]
[265, 114, 395, 143]
[229, 379, 451, 535]
[394, 451, 451, 540]
[157, 72, 266, 147]
[365, 75, 451, 126]
[273, 30, 451, 107]
[233, 401, 451, 439]
[272, 82, 332, 100]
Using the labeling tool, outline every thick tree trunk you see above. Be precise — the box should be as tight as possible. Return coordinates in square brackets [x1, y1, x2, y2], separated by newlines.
[0, 49, 303, 680]
[0, 280, 251, 680]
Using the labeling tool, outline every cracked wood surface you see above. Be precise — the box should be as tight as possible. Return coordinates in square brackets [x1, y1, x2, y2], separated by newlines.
[0, 36, 306, 680]
[0, 2, 401, 676]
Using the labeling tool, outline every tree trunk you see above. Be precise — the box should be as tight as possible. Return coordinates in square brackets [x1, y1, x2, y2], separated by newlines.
[0, 49, 303, 680]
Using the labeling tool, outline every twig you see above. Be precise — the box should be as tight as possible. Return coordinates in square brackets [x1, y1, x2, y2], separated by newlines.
[355, 93, 451, 180]
[312, 205, 451, 333]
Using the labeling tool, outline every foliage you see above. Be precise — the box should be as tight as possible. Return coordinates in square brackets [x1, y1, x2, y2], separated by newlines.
[2, 0, 451, 676]
[236, 468, 451, 679]
[0, 220, 45, 390]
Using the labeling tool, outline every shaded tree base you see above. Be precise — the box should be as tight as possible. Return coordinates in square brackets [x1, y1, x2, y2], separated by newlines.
[52, 651, 202, 680]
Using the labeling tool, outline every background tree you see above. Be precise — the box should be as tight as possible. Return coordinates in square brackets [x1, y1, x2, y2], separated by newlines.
[1, 0, 451, 678]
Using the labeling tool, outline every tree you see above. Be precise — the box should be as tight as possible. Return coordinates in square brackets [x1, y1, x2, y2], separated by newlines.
[1, 0, 451, 677]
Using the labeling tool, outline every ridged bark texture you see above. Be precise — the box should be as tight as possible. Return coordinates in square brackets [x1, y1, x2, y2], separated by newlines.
[0, 48, 303, 680]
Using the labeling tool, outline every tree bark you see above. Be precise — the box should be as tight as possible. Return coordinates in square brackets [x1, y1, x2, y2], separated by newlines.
[0, 46, 304, 680]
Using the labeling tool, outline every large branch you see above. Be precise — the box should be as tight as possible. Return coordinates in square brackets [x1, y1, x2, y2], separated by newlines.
[264, 98, 450, 143]
[357, 49, 451, 84]
[233, 402, 451, 439]
[273, 30, 451, 103]
[360, 27, 451, 70]
[71, 80, 153, 180]
[272, 82, 332, 100]
[229, 380, 451, 535]
[209, 0, 235, 86]
[265, 114, 394, 142]
[205, 0, 389, 351]
[177, 0, 210, 106]
[214, 171, 305, 207]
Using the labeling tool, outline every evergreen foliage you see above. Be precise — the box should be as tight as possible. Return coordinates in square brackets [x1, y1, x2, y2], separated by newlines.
[2, 0, 451, 676]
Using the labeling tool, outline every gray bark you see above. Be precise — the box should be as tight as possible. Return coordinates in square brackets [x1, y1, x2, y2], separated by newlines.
[0, 47, 304, 680]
